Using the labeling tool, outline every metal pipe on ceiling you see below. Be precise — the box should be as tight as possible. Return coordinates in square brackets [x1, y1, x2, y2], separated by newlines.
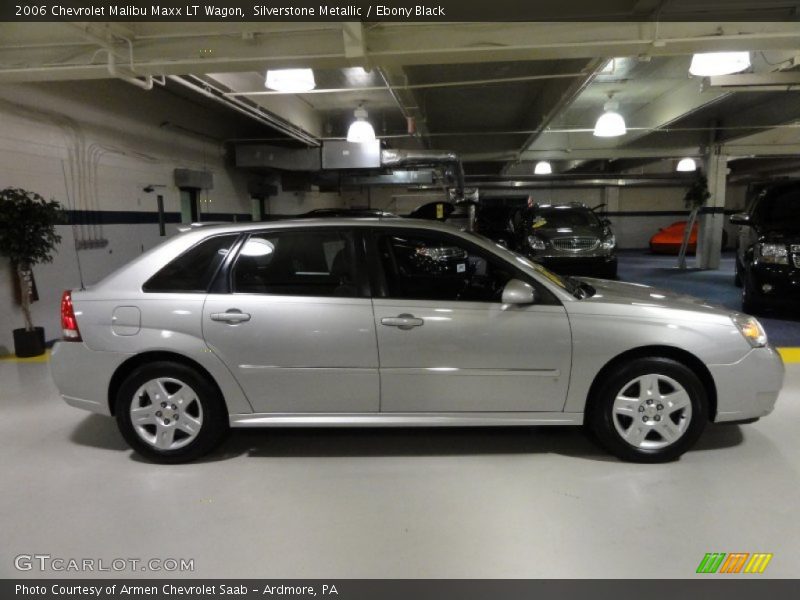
[223, 72, 590, 97]
[167, 75, 320, 147]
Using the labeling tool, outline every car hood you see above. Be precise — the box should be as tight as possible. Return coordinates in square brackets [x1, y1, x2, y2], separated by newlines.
[760, 230, 800, 244]
[575, 277, 732, 316]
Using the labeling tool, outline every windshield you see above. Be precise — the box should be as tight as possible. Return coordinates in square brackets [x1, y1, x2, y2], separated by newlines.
[527, 207, 600, 228]
[756, 191, 800, 230]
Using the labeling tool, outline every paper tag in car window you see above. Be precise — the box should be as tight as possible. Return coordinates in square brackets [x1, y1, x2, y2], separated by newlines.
[457, 263, 466, 273]
[532, 217, 547, 229]
[436, 203, 444, 219]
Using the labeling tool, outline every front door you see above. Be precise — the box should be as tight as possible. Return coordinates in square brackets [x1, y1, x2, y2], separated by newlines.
[203, 228, 379, 414]
[370, 229, 572, 413]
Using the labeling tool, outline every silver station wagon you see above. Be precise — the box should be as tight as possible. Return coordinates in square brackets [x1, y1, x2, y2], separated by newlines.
[51, 218, 784, 463]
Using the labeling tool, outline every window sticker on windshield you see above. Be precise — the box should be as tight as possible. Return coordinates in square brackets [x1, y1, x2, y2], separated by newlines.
[532, 217, 547, 229]
[457, 263, 466, 273]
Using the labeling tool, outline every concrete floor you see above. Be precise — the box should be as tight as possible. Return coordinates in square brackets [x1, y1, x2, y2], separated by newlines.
[0, 358, 798, 579]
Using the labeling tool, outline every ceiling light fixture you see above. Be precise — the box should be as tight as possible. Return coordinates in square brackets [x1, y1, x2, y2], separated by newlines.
[594, 95, 627, 138]
[265, 68, 316, 92]
[689, 52, 751, 77]
[676, 158, 697, 172]
[534, 161, 553, 175]
[346, 104, 376, 143]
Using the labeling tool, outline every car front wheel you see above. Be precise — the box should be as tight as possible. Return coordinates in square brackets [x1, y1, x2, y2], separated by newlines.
[115, 361, 229, 463]
[587, 357, 708, 463]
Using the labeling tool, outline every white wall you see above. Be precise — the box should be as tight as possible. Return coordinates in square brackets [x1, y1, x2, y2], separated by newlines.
[0, 81, 343, 354]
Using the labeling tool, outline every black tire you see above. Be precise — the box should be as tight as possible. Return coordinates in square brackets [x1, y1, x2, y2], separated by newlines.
[115, 361, 229, 463]
[587, 357, 708, 463]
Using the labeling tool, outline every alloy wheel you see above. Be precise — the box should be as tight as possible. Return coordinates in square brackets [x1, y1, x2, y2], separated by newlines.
[611, 373, 692, 450]
[129, 377, 204, 451]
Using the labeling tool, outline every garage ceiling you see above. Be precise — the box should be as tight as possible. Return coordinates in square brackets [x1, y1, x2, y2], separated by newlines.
[2, 16, 800, 178]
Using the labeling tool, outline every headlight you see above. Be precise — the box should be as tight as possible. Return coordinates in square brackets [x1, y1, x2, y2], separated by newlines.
[527, 236, 546, 251]
[732, 314, 768, 348]
[757, 243, 788, 265]
[601, 234, 616, 250]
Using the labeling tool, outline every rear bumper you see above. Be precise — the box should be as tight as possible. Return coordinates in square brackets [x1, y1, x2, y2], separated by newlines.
[709, 346, 785, 423]
[50, 341, 133, 416]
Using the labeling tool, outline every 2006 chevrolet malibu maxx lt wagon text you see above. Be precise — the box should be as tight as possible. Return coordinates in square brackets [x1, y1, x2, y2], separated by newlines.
[50, 218, 784, 463]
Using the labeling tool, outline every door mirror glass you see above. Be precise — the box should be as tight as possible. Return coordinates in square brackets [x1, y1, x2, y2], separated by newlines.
[502, 279, 536, 305]
[730, 213, 751, 226]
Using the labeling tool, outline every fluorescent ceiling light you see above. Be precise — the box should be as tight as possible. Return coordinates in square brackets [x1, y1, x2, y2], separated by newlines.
[676, 158, 697, 172]
[346, 106, 376, 143]
[534, 161, 553, 175]
[689, 52, 751, 77]
[594, 99, 627, 138]
[265, 68, 315, 92]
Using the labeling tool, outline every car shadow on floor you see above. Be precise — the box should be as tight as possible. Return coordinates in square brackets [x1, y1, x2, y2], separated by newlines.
[199, 422, 744, 464]
[70, 414, 129, 452]
[68, 415, 745, 463]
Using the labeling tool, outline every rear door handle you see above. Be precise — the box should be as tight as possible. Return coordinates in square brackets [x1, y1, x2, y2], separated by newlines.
[210, 309, 251, 324]
[381, 314, 424, 330]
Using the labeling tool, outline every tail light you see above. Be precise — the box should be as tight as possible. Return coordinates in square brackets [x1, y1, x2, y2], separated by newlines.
[60, 290, 82, 341]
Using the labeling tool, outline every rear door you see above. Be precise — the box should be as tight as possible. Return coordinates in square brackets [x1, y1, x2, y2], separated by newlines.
[202, 227, 379, 414]
[368, 228, 572, 413]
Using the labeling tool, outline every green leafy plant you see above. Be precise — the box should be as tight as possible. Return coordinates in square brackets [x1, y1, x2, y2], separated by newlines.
[0, 188, 64, 331]
[684, 174, 711, 209]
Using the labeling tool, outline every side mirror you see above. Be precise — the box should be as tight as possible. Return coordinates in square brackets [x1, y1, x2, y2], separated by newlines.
[730, 213, 751, 226]
[502, 279, 536, 305]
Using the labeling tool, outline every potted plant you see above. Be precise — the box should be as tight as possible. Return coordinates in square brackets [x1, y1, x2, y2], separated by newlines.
[0, 187, 63, 357]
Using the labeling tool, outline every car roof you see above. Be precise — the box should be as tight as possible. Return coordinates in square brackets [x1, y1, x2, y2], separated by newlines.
[177, 217, 460, 236]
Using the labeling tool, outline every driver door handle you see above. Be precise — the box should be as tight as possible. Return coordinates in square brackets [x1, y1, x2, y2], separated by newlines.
[381, 314, 424, 330]
[210, 309, 251, 324]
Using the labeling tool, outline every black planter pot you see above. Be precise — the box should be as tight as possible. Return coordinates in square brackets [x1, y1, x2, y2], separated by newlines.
[12, 327, 46, 358]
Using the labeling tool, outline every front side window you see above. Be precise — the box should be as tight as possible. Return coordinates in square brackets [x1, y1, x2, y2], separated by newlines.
[233, 230, 358, 297]
[143, 234, 237, 293]
[377, 232, 516, 302]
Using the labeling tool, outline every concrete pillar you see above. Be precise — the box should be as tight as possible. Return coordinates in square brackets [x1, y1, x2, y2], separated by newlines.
[695, 151, 728, 270]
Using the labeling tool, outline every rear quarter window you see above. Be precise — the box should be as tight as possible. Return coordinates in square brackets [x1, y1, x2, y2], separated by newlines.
[143, 234, 237, 293]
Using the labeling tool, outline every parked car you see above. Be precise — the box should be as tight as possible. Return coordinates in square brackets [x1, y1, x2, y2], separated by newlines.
[51, 219, 783, 464]
[513, 203, 617, 278]
[650, 221, 729, 255]
[732, 181, 800, 314]
[474, 205, 518, 250]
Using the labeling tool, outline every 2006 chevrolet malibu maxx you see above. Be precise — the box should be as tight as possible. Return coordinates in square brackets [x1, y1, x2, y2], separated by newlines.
[50, 218, 784, 463]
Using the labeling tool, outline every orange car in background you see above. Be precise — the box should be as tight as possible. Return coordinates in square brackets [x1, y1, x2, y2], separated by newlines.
[650, 221, 727, 254]
[650, 221, 697, 254]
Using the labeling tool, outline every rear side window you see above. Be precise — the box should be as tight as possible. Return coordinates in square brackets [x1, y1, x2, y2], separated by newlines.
[232, 230, 358, 297]
[143, 235, 237, 293]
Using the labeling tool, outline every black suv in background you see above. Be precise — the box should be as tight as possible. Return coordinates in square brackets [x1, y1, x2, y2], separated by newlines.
[512, 203, 618, 278]
[732, 182, 800, 314]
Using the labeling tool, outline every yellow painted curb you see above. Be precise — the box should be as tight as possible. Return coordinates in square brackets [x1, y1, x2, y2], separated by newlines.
[777, 348, 800, 364]
[0, 349, 51, 363]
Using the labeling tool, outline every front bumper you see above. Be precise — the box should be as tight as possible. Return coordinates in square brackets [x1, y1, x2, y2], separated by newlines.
[748, 263, 800, 307]
[709, 345, 785, 423]
[50, 341, 133, 416]
[529, 253, 617, 277]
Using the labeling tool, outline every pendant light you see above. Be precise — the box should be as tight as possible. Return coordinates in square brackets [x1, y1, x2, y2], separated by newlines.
[594, 95, 627, 138]
[689, 52, 750, 77]
[265, 68, 315, 92]
[346, 105, 376, 143]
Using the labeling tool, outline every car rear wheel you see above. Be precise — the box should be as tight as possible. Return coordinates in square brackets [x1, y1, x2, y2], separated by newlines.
[115, 361, 229, 463]
[587, 357, 707, 463]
